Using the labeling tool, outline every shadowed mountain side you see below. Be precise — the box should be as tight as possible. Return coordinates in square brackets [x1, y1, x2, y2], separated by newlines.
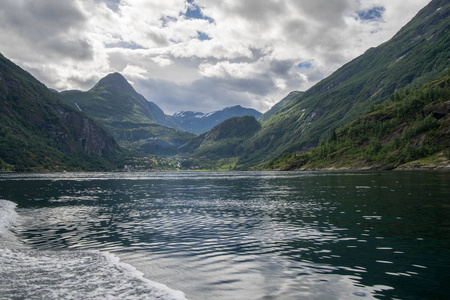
[0, 53, 124, 171]
[179, 116, 261, 158]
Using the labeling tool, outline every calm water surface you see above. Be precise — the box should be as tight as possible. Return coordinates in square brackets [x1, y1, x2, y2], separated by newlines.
[0, 171, 449, 299]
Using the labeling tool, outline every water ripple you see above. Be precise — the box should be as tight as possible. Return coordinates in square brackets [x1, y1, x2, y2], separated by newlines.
[2, 171, 449, 300]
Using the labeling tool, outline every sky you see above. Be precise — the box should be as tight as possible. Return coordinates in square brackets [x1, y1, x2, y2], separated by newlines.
[0, 0, 431, 114]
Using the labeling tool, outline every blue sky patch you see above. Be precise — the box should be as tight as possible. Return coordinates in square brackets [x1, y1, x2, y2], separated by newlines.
[185, 0, 214, 22]
[296, 61, 313, 69]
[356, 6, 385, 21]
[197, 31, 211, 41]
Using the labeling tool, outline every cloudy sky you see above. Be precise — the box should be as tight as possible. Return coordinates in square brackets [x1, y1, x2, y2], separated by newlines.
[0, 0, 430, 114]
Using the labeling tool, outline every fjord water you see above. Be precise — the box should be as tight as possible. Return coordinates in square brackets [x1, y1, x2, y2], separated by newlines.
[1, 171, 449, 299]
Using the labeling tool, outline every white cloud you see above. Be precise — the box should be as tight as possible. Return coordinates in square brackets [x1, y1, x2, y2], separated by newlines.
[122, 64, 148, 80]
[151, 56, 174, 68]
[199, 60, 265, 79]
[0, 0, 431, 114]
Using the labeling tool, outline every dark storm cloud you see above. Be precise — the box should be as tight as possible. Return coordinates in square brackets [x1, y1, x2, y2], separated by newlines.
[269, 60, 296, 76]
[291, 0, 355, 27]
[0, 0, 92, 61]
[1, 0, 86, 36]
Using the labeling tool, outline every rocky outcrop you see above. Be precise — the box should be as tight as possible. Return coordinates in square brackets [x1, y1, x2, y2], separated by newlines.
[52, 104, 118, 155]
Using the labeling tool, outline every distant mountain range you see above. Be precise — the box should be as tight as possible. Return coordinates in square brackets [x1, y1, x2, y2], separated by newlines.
[58, 73, 262, 154]
[171, 106, 261, 134]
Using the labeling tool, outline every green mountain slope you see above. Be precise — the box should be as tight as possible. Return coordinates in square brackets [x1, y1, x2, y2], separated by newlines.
[60, 73, 195, 155]
[179, 116, 261, 158]
[268, 74, 450, 170]
[239, 0, 450, 167]
[61, 73, 169, 127]
[0, 53, 124, 171]
[258, 91, 303, 123]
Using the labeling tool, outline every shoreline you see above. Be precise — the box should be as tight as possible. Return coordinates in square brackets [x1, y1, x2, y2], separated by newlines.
[283, 165, 450, 172]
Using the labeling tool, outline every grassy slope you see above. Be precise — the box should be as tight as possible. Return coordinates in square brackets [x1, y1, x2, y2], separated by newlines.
[258, 91, 303, 123]
[267, 74, 450, 170]
[239, 0, 450, 168]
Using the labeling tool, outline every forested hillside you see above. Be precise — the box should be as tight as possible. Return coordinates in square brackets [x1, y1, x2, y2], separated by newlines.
[268, 74, 450, 170]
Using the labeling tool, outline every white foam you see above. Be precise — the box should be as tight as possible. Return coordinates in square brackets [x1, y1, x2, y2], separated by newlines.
[0, 248, 188, 299]
[0, 199, 18, 236]
[0, 199, 188, 300]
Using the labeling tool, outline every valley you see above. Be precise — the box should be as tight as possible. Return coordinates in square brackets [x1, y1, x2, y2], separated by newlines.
[0, 0, 449, 172]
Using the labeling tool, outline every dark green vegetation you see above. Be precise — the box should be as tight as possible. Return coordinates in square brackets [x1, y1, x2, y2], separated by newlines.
[267, 74, 450, 170]
[0, 54, 124, 171]
[235, 0, 450, 168]
[172, 106, 262, 134]
[60, 73, 195, 155]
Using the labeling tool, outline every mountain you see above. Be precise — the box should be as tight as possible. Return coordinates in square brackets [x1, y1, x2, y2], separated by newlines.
[61, 73, 171, 127]
[237, 0, 450, 167]
[258, 91, 303, 122]
[171, 105, 262, 134]
[60, 73, 195, 155]
[268, 74, 450, 170]
[0, 53, 124, 171]
[179, 115, 261, 158]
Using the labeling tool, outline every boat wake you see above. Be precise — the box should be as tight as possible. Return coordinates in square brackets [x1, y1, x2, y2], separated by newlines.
[0, 200, 187, 300]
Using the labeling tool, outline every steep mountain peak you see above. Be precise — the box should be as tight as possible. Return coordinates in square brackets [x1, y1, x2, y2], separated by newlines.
[93, 72, 135, 93]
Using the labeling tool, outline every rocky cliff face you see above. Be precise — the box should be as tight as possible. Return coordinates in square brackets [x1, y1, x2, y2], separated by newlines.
[52, 104, 117, 156]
